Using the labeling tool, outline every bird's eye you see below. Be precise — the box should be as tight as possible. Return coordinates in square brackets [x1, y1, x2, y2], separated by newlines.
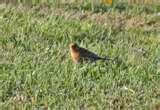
[72, 45, 75, 48]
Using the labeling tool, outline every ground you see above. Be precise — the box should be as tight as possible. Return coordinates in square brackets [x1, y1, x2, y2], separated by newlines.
[0, 0, 160, 109]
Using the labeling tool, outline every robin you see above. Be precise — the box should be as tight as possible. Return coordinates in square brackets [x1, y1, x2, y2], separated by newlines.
[69, 43, 110, 63]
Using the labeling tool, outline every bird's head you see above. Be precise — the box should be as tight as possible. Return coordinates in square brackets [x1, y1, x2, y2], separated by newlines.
[69, 43, 79, 51]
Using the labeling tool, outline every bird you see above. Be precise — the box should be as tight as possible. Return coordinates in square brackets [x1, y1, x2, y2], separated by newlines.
[69, 43, 111, 63]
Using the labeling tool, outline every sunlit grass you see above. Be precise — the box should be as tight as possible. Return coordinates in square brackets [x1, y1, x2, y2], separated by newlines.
[0, 0, 160, 109]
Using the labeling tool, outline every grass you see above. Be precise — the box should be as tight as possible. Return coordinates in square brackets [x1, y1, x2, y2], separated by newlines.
[0, 0, 160, 109]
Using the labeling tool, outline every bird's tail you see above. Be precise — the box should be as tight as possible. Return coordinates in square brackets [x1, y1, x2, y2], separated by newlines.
[98, 57, 114, 61]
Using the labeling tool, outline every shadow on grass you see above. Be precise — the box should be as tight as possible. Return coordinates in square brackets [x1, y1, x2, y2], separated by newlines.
[63, 2, 138, 13]
[105, 56, 128, 71]
[3, 1, 159, 14]
[63, 2, 159, 14]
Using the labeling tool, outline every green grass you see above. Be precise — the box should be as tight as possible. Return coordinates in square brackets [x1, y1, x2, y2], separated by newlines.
[0, 1, 160, 109]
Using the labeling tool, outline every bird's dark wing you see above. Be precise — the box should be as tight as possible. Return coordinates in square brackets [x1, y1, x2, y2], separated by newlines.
[78, 47, 104, 61]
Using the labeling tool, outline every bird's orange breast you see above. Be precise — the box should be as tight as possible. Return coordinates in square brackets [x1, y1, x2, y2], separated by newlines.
[70, 49, 80, 62]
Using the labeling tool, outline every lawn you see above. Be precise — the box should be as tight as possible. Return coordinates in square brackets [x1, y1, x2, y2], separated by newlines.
[0, 0, 160, 109]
